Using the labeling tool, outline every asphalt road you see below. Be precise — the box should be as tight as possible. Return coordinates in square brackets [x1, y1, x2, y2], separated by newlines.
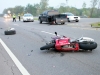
[0, 18, 100, 75]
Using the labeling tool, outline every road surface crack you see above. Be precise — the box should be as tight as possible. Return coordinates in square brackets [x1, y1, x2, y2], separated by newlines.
[11, 67, 14, 75]
[0, 49, 14, 75]
[68, 55, 100, 72]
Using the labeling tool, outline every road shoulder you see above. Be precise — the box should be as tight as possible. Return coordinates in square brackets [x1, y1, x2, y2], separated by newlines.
[0, 43, 22, 75]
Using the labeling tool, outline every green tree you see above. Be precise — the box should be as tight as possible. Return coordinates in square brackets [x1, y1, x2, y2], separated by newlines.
[39, 0, 49, 13]
[90, 0, 99, 17]
[48, 7, 55, 10]
[59, 6, 66, 13]
[97, 2, 100, 17]
[3, 9, 8, 14]
[34, 4, 40, 16]
[25, 3, 41, 16]
[25, 4, 34, 14]
[3, 8, 14, 14]
[13, 6, 24, 15]
[70, 7, 77, 15]
[59, 3, 67, 13]
[82, 2, 86, 16]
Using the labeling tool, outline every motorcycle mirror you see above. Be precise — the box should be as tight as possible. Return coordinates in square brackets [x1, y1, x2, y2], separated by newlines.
[63, 36, 66, 38]
[55, 32, 57, 36]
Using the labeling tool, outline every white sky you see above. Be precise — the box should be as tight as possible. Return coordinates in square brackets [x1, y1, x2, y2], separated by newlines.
[0, 0, 92, 14]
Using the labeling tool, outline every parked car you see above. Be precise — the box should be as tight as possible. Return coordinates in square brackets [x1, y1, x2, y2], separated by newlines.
[38, 10, 67, 25]
[62, 13, 80, 22]
[23, 13, 34, 22]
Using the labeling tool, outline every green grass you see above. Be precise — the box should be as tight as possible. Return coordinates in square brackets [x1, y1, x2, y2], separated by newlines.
[34, 17, 38, 20]
[91, 22, 100, 28]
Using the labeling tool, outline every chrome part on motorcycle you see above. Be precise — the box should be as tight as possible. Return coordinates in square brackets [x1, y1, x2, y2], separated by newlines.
[76, 37, 94, 43]
[76, 37, 97, 51]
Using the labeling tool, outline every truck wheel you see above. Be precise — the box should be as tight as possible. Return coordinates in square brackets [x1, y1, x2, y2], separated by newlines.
[23, 20, 25, 22]
[76, 20, 79, 22]
[40, 43, 55, 50]
[61, 23, 65, 25]
[32, 20, 34, 22]
[54, 21, 58, 25]
[40, 20, 42, 24]
[79, 42, 97, 50]
[49, 22, 53, 25]
[67, 18, 70, 22]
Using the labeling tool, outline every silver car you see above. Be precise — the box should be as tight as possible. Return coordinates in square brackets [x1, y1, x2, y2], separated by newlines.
[23, 14, 34, 22]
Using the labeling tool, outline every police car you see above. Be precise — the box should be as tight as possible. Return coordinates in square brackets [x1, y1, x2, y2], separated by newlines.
[62, 13, 80, 22]
[23, 13, 34, 22]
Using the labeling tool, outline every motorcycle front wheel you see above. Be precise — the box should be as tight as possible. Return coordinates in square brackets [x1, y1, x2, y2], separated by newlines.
[40, 43, 55, 50]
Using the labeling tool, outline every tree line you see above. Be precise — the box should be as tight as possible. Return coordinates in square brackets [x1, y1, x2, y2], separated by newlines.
[2, 0, 100, 18]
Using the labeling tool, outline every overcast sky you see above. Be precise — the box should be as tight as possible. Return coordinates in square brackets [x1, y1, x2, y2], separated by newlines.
[1, 0, 91, 14]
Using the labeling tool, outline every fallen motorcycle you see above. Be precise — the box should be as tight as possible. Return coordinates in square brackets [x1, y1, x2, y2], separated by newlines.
[40, 32, 97, 52]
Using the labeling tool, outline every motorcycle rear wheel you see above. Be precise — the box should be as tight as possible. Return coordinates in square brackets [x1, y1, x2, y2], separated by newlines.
[40, 43, 55, 50]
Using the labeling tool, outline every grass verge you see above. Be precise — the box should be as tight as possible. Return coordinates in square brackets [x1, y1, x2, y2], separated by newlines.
[34, 17, 38, 20]
[91, 22, 100, 28]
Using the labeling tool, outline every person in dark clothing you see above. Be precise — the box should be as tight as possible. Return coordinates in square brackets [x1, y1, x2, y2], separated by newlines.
[13, 14, 16, 22]
[18, 13, 21, 21]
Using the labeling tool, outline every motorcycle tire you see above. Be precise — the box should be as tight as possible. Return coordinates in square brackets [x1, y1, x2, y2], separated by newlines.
[40, 43, 55, 50]
[79, 42, 97, 50]
[4, 30, 16, 35]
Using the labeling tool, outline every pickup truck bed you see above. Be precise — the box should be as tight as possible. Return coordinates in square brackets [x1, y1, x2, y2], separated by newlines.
[52, 14, 67, 24]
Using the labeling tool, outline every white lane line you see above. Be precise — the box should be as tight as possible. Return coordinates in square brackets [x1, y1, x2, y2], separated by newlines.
[0, 38, 30, 75]
[41, 31, 60, 36]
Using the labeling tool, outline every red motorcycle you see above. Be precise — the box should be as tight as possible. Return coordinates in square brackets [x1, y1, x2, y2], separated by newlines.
[40, 32, 97, 52]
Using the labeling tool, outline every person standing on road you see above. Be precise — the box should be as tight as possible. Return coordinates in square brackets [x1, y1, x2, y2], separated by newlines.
[18, 13, 21, 21]
[12, 14, 16, 22]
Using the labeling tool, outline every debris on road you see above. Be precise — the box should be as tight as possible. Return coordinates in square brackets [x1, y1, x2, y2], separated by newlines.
[31, 50, 33, 52]
[4, 28, 16, 35]
[60, 52, 65, 57]
[27, 54, 31, 56]
[7, 37, 9, 39]
[53, 66, 56, 68]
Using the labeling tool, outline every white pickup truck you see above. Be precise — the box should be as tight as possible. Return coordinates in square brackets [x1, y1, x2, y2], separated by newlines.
[62, 13, 80, 22]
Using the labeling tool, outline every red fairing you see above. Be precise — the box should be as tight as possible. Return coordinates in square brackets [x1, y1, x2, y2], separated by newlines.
[55, 37, 79, 51]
